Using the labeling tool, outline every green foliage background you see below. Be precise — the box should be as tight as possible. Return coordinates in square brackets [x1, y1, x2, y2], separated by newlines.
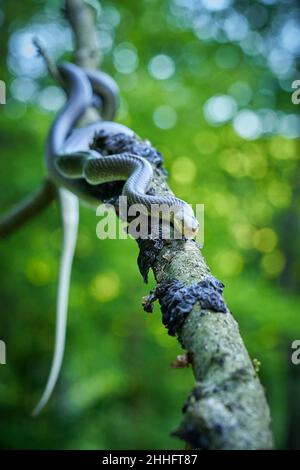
[0, 0, 299, 449]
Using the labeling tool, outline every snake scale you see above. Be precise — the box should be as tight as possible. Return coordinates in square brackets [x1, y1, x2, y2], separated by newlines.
[32, 63, 198, 415]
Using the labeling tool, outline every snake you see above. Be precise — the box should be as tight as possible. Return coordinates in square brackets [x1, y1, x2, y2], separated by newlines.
[32, 62, 198, 416]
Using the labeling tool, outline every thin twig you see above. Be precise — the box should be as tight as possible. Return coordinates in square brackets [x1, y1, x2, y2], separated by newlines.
[0, 179, 57, 239]
[33, 37, 64, 87]
[0, 40, 61, 240]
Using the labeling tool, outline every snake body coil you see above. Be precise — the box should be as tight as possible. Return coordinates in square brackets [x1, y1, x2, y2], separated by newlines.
[34, 63, 198, 416]
[47, 63, 198, 236]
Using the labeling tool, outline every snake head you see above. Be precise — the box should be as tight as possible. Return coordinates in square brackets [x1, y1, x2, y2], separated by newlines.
[173, 204, 199, 239]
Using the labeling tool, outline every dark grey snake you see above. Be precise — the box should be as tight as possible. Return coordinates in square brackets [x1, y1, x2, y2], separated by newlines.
[33, 63, 198, 416]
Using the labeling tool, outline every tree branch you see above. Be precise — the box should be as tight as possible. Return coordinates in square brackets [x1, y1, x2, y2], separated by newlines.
[65, 0, 101, 69]
[65, 0, 100, 125]
[0, 179, 56, 239]
[63, 0, 274, 449]
[141, 233, 273, 449]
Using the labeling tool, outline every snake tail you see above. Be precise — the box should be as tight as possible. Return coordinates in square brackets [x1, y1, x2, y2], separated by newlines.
[32, 189, 79, 416]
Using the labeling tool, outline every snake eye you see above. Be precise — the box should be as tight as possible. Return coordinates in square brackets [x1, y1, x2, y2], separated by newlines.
[190, 220, 199, 236]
